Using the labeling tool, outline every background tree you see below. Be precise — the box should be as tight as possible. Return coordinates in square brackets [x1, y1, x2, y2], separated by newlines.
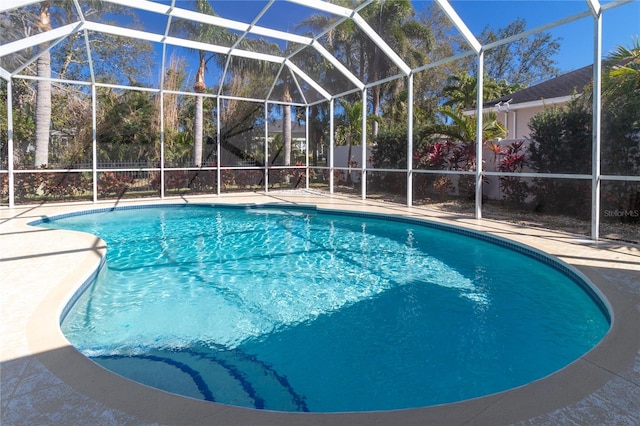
[599, 37, 640, 221]
[359, 0, 432, 136]
[0, 0, 153, 168]
[480, 18, 561, 87]
[527, 98, 592, 216]
[441, 72, 507, 110]
[600, 36, 640, 175]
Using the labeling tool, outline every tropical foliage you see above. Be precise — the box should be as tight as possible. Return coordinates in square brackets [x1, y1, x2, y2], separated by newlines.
[1, 0, 637, 223]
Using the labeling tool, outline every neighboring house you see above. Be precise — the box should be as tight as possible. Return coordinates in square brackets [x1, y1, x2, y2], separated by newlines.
[267, 119, 307, 153]
[477, 65, 593, 200]
[484, 65, 593, 140]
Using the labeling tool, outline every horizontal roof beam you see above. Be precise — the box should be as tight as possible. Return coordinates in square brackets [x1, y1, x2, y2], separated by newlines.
[312, 41, 364, 90]
[0, 0, 42, 13]
[0, 22, 84, 58]
[350, 13, 412, 76]
[284, 0, 354, 18]
[83, 22, 287, 64]
[286, 60, 331, 100]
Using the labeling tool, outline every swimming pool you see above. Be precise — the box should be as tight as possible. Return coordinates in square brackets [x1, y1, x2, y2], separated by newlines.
[38, 204, 609, 413]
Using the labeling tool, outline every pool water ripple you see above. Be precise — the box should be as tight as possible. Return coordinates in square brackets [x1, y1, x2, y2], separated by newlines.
[39, 205, 609, 412]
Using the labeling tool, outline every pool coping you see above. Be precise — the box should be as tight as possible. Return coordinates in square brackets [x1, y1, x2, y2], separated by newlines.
[1, 192, 639, 425]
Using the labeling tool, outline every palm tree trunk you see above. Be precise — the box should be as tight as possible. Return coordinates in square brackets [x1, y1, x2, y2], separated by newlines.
[193, 52, 206, 167]
[34, 3, 52, 167]
[35, 51, 51, 166]
[283, 83, 292, 167]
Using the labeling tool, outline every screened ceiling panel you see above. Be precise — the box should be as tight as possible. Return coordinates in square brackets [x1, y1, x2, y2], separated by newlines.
[88, 31, 157, 86]
[289, 45, 358, 97]
[220, 55, 283, 100]
[208, 0, 272, 25]
[239, 33, 303, 56]
[168, 17, 239, 49]
[269, 66, 306, 105]
[254, 1, 333, 36]
[450, 0, 592, 39]
[165, 44, 226, 93]
[84, 3, 161, 33]
[0, 41, 49, 76]
[0, 0, 635, 107]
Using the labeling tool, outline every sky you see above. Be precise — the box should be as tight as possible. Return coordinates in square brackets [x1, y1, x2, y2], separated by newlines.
[441, 0, 640, 72]
[208, 0, 640, 73]
[94, 0, 639, 88]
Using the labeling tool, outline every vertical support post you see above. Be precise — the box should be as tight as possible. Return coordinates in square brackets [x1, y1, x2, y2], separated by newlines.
[264, 101, 269, 192]
[305, 105, 310, 190]
[407, 74, 414, 207]
[159, 88, 165, 199]
[92, 84, 97, 203]
[361, 87, 367, 200]
[475, 51, 484, 219]
[329, 98, 335, 194]
[216, 97, 221, 196]
[591, 12, 602, 240]
[7, 80, 14, 208]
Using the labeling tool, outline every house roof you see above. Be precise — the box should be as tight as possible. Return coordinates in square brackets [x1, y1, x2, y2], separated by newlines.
[267, 120, 306, 137]
[484, 65, 593, 108]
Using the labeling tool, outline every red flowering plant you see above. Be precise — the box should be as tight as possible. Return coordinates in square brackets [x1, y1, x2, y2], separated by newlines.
[497, 140, 529, 206]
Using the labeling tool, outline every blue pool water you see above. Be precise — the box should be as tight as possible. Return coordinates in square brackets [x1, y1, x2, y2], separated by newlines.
[39, 204, 609, 412]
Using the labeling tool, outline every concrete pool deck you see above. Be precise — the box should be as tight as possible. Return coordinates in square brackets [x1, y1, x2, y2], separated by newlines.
[1, 191, 639, 425]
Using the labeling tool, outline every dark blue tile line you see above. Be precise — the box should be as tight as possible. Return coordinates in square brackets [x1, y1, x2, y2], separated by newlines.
[28, 203, 319, 226]
[219, 348, 309, 412]
[94, 354, 215, 402]
[200, 351, 265, 409]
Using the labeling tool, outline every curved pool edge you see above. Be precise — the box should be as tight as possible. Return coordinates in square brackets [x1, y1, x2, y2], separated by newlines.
[2, 194, 639, 425]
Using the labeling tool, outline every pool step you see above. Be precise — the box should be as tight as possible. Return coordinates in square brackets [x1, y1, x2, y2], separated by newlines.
[92, 345, 307, 412]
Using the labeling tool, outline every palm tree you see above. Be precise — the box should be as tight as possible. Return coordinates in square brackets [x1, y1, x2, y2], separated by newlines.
[282, 82, 292, 166]
[336, 99, 375, 184]
[603, 36, 640, 100]
[600, 37, 640, 178]
[189, 0, 226, 167]
[34, 2, 52, 167]
[299, 1, 432, 135]
[359, 0, 432, 135]
[441, 72, 510, 110]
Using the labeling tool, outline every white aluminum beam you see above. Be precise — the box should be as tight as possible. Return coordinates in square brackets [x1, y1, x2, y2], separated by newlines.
[351, 13, 412, 76]
[434, 0, 482, 54]
[286, 60, 331, 100]
[0, 22, 83, 58]
[103, 0, 171, 15]
[591, 13, 603, 240]
[7, 82, 14, 207]
[85, 21, 164, 43]
[0, 0, 42, 13]
[361, 86, 368, 200]
[586, 0, 602, 16]
[285, 0, 353, 18]
[475, 52, 484, 219]
[313, 41, 364, 90]
[84, 22, 287, 64]
[406, 75, 413, 206]
[168, 2, 312, 46]
[0, 68, 11, 81]
[291, 70, 308, 105]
